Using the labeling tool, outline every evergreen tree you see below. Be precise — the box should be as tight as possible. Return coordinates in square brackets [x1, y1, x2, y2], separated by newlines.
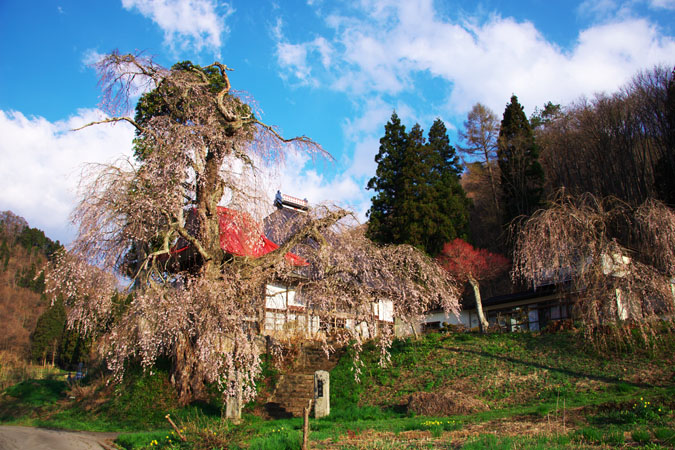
[366, 112, 408, 246]
[17, 226, 61, 259]
[30, 299, 66, 365]
[398, 123, 427, 247]
[367, 114, 470, 255]
[427, 119, 470, 253]
[59, 326, 91, 367]
[497, 95, 544, 226]
[529, 101, 561, 130]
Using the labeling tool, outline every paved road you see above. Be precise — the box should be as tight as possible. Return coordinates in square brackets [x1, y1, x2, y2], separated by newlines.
[0, 426, 118, 450]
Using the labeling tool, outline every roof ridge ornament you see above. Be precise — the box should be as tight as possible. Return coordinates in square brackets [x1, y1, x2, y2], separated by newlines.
[275, 190, 309, 212]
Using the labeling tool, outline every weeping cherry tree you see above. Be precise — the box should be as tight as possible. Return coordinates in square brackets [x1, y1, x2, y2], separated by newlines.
[46, 52, 460, 406]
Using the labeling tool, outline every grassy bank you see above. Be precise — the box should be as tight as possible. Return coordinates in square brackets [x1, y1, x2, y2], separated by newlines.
[1, 329, 674, 448]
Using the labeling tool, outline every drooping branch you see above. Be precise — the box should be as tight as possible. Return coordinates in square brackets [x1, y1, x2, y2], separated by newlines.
[94, 51, 166, 117]
[513, 191, 675, 345]
[49, 52, 462, 408]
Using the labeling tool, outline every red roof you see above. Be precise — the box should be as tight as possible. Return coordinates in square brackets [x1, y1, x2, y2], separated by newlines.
[218, 207, 308, 266]
[170, 207, 308, 266]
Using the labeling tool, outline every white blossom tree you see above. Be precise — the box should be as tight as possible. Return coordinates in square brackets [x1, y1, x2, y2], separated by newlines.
[47, 52, 460, 405]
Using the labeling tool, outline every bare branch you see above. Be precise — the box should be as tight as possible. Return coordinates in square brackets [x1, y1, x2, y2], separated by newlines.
[71, 116, 144, 133]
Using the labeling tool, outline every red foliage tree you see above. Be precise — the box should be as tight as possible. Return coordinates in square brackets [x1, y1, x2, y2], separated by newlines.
[437, 238, 510, 332]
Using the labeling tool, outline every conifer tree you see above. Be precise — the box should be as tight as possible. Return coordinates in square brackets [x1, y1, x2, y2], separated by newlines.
[427, 119, 470, 253]
[497, 95, 544, 226]
[367, 114, 470, 255]
[30, 299, 66, 365]
[366, 112, 407, 245]
[59, 326, 91, 367]
[399, 123, 428, 247]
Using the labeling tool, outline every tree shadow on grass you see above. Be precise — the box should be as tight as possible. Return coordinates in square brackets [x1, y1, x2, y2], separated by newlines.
[446, 346, 653, 388]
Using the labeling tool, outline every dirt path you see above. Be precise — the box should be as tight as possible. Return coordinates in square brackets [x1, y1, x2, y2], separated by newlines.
[0, 425, 118, 450]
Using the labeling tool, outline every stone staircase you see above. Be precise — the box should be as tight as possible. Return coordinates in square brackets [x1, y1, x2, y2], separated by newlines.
[264, 345, 341, 418]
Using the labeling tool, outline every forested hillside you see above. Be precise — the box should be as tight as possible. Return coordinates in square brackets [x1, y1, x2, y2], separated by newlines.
[0, 211, 62, 361]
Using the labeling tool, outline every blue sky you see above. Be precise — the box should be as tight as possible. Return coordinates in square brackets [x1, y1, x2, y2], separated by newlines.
[1, 0, 674, 243]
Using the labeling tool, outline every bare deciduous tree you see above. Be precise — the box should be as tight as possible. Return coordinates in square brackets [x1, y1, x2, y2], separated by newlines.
[47, 52, 460, 405]
[538, 66, 675, 206]
[512, 191, 675, 346]
[458, 103, 501, 213]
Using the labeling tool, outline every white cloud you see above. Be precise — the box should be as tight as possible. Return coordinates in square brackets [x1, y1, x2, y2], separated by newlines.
[82, 49, 105, 67]
[274, 16, 333, 86]
[121, 0, 233, 55]
[268, 151, 370, 222]
[0, 109, 135, 243]
[267, 0, 675, 221]
[275, 0, 675, 116]
[649, 0, 675, 9]
[340, 97, 417, 179]
[578, 0, 675, 18]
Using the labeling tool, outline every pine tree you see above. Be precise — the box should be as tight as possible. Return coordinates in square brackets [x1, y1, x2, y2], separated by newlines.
[497, 95, 544, 226]
[59, 326, 91, 367]
[367, 114, 470, 255]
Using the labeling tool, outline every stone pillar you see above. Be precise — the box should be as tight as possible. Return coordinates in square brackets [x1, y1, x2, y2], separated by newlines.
[313, 370, 329, 418]
[225, 372, 242, 422]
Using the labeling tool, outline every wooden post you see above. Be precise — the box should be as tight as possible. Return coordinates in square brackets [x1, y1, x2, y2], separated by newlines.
[302, 399, 313, 450]
[165, 414, 187, 442]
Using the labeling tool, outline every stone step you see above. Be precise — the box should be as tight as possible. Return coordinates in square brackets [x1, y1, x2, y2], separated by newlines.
[291, 346, 342, 373]
[268, 372, 316, 418]
[261, 344, 340, 418]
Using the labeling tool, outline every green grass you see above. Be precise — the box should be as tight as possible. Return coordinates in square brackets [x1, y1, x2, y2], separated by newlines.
[338, 329, 674, 411]
[0, 366, 210, 432]
[2, 377, 66, 407]
[1, 329, 674, 449]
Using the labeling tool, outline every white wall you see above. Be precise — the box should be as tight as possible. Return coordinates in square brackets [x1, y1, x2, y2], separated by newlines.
[266, 283, 287, 310]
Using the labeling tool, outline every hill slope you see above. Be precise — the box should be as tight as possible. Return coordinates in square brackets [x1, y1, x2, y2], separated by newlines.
[1, 329, 674, 448]
[0, 211, 62, 359]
